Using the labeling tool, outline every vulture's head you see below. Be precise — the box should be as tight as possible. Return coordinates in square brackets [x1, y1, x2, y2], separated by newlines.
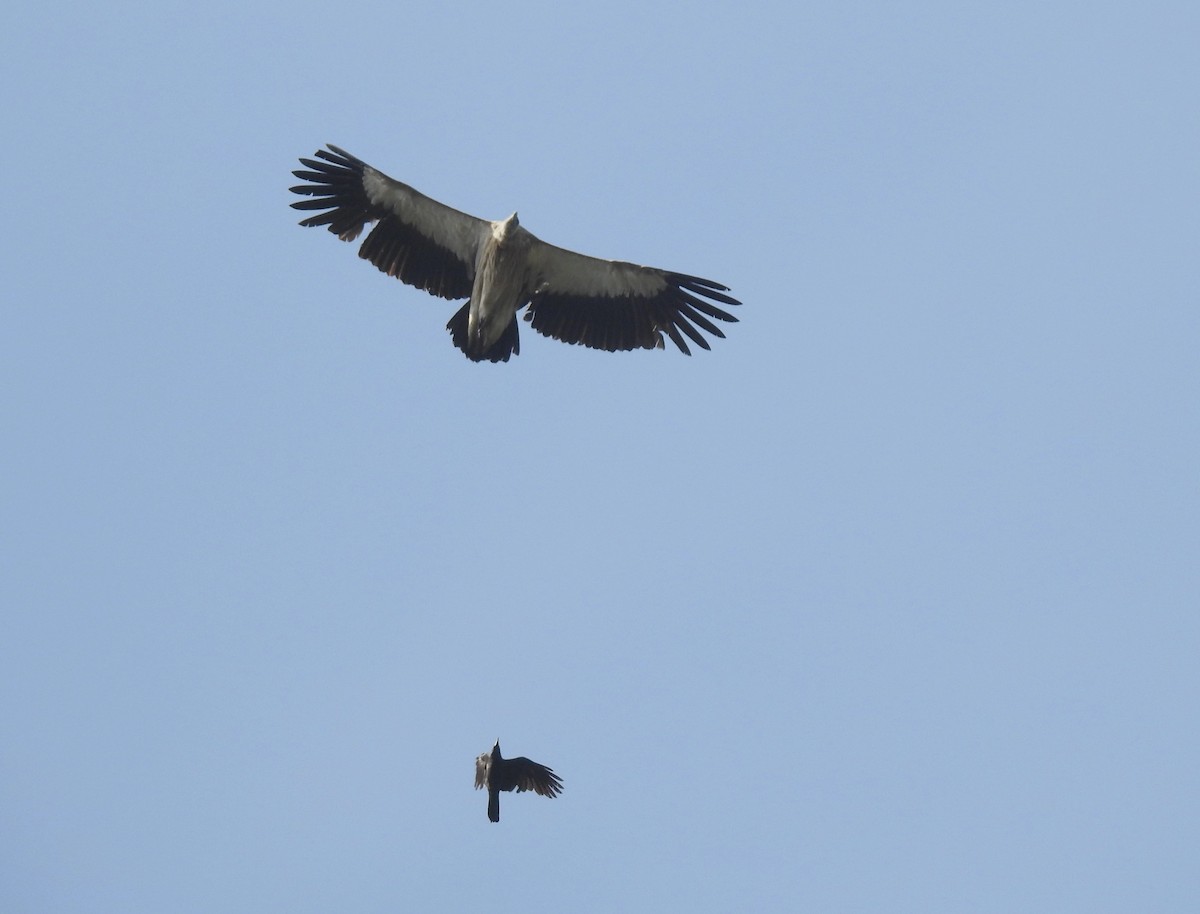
[493, 213, 520, 245]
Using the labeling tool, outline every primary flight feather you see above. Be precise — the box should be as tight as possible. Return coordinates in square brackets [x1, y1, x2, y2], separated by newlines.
[290, 145, 740, 362]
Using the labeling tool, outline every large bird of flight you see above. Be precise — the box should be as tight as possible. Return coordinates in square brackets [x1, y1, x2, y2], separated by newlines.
[290, 145, 740, 362]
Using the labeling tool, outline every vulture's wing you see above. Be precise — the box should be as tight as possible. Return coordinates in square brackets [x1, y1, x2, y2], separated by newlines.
[504, 756, 564, 798]
[290, 145, 486, 300]
[522, 239, 740, 355]
[474, 752, 491, 790]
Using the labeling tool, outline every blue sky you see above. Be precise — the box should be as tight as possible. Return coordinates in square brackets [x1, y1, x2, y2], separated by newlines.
[3, 1, 1198, 911]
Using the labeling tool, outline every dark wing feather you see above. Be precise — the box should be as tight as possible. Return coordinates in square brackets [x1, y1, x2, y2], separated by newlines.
[523, 239, 739, 354]
[290, 145, 485, 300]
[505, 756, 564, 797]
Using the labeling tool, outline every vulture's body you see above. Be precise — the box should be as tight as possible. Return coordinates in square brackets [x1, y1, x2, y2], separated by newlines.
[290, 145, 740, 361]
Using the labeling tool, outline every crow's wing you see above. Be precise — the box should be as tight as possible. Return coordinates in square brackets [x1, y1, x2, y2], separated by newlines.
[500, 756, 564, 798]
[474, 752, 491, 790]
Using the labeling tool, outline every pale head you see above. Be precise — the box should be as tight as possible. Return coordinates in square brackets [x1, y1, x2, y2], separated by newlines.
[492, 213, 520, 244]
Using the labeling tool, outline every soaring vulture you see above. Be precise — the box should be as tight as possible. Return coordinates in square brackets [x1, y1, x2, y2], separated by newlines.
[289, 145, 740, 362]
[474, 740, 563, 823]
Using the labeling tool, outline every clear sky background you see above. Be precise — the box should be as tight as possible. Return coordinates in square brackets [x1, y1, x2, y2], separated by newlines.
[3, 1, 1198, 911]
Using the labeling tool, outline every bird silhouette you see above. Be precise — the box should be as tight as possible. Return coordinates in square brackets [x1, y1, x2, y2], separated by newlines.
[290, 145, 740, 361]
[474, 741, 563, 823]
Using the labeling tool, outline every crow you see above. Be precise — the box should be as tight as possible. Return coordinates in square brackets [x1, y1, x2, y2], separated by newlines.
[474, 740, 563, 823]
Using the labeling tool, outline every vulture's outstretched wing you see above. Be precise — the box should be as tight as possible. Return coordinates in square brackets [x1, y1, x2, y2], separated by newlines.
[522, 240, 740, 355]
[289, 145, 486, 300]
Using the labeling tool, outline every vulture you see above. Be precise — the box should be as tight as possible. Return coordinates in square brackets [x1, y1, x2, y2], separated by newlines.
[289, 145, 740, 362]
[474, 740, 563, 823]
